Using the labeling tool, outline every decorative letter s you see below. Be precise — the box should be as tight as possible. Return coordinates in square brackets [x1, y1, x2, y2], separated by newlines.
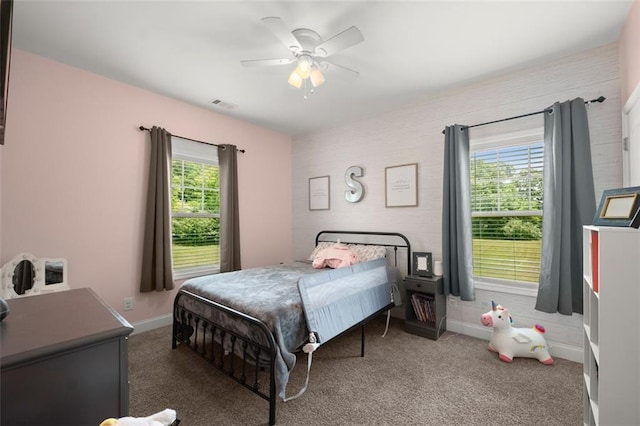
[345, 166, 365, 203]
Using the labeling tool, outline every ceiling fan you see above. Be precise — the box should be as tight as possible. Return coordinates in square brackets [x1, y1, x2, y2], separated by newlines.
[241, 17, 364, 97]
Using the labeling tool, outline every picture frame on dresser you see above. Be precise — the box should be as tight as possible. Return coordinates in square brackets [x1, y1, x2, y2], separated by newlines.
[592, 186, 640, 228]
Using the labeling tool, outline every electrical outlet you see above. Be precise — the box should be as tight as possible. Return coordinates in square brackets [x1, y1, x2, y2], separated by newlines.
[124, 297, 134, 311]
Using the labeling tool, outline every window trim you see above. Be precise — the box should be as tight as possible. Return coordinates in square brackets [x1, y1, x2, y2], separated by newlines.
[172, 136, 219, 166]
[171, 136, 220, 279]
[470, 127, 544, 291]
[474, 278, 539, 297]
[470, 128, 543, 152]
[173, 264, 220, 281]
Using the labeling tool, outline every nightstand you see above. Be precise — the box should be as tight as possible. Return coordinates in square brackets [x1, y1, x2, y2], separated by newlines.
[404, 275, 446, 340]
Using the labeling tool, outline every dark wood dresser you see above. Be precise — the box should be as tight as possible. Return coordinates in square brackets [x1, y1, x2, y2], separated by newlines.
[1, 288, 134, 425]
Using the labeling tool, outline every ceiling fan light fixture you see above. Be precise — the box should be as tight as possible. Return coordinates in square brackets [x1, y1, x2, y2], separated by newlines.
[287, 69, 303, 88]
[295, 55, 312, 79]
[243, 17, 364, 98]
[310, 67, 325, 88]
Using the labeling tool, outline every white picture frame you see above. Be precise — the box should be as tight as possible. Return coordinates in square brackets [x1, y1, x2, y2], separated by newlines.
[309, 175, 330, 211]
[385, 163, 418, 207]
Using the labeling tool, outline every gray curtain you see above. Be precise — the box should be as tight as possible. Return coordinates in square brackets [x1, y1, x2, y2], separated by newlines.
[535, 98, 595, 315]
[218, 144, 241, 272]
[140, 126, 174, 292]
[442, 125, 475, 301]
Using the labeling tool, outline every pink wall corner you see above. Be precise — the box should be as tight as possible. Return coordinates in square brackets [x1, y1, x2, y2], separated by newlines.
[619, 0, 640, 105]
[1, 49, 292, 323]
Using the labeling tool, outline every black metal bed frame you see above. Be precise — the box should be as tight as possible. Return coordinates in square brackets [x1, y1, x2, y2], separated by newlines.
[171, 230, 411, 425]
[315, 230, 411, 274]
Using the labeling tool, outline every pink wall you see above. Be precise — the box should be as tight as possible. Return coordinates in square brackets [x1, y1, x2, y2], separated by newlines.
[1, 49, 292, 323]
[619, 0, 640, 104]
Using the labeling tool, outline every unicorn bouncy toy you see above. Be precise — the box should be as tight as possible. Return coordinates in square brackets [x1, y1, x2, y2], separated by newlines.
[480, 301, 553, 365]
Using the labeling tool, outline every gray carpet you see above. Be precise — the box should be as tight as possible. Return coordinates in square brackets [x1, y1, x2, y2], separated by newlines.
[128, 317, 583, 426]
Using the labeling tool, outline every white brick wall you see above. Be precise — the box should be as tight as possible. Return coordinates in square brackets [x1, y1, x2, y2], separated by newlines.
[292, 42, 622, 362]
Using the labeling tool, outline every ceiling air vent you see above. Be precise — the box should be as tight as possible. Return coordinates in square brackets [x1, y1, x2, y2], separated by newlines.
[211, 99, 238, 110]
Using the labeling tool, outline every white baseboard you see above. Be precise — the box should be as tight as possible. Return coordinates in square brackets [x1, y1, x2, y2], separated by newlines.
[131, 313, 173, 336]
[446, 319, 583, 364]
[129, 314, 583, 363]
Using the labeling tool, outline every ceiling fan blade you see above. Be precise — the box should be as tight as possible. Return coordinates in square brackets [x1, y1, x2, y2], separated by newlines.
[315, 26, 364, 57]
[261, 17, 303, 52]
[240, 58, 295, 67]
[320, 60, 360, 81]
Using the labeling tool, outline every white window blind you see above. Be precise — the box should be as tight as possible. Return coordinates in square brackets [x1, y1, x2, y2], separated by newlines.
[171, 137, 220, 278]
[470, 130, 544, 285]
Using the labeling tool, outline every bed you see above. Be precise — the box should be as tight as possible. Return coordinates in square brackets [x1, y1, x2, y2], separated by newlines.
[172, 230, 411, 425]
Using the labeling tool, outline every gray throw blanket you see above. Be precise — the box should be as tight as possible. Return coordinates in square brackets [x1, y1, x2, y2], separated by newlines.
[178, 261, 320, 399]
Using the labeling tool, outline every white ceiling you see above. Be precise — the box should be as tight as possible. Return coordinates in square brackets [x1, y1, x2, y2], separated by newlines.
[12, 1, 633, 136]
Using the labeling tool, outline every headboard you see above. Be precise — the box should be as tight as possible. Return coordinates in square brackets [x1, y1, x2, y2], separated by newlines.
[315, 230, 411, 275]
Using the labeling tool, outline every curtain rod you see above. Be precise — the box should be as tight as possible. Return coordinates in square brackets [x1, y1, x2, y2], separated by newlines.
[441, 96, 606, 135]
[138, 126, 246, 153]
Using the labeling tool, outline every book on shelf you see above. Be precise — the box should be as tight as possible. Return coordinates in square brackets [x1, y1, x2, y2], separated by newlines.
[410, 294, 424, 321]
[410, 293, 434, 323]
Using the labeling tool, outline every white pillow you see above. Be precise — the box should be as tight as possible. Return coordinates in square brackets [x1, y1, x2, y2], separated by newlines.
[309, 242, 387, 263]
[347, 244, 387, 262]
[308, 241, 334, 261]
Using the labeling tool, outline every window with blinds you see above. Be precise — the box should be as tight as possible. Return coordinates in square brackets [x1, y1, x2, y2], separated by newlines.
[470, 131, 544, 285]
[171, 137, 220, 278]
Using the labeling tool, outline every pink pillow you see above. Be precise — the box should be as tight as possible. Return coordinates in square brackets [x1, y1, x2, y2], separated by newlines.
[308, 241, 334, 261]
[312, 244, 359, 269]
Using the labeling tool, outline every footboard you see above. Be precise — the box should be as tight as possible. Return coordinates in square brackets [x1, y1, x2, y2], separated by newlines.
[172, 289, 279, 425]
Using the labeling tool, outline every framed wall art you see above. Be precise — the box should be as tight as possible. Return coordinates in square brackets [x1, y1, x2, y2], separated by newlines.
[309, 175, 330, 211]
[593, 186, 640, 228]
[385, 163, 418, 207]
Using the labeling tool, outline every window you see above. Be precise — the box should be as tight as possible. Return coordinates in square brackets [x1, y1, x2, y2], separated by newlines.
[470, 130, 544, 287]
[171, 137, 220, 278]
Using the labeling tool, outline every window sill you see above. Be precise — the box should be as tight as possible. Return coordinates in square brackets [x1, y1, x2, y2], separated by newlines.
[474, 279, 538, 298]
[173, 267, 219, 281]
